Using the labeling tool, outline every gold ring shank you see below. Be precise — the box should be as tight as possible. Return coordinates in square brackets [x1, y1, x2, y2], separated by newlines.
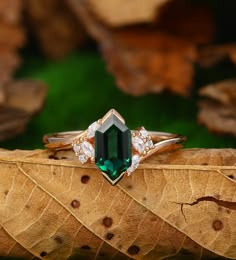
[43, 109, 186, 185]
[43, 130, 186, 151]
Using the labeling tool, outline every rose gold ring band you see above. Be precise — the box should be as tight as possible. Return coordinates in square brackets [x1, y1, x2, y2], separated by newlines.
[43, 109, 186, 185]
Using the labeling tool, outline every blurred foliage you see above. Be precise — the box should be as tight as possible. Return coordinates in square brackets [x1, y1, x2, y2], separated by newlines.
[0, 49, 235, 150]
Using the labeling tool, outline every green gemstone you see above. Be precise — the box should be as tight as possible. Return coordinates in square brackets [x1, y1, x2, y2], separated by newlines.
[95, 114, 132, 184]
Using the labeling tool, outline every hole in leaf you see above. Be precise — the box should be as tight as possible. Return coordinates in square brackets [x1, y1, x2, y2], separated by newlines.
[127, 245, 140, 255]
[71, 200, 80, 208]
[40, 251, 47, 257]
[102, 217, 113, 228]
[212, 219, 224, 231]
[81, 175, 90, 184]
[105, 232, 114, 240]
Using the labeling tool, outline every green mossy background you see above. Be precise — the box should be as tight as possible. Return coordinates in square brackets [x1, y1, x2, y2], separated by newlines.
[1, 49, 236, 150]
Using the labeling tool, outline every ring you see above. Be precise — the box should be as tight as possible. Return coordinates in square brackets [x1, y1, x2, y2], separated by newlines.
[44, 109, 186, 185]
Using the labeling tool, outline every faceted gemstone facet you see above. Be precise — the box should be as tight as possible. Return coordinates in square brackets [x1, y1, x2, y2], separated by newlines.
[95, 114, 132, 184]
[78, 154, 87, 164]
[145, 139, 154, 149]
[81, 141, 94, 157]
[139, 128, 149, 138]
[132, 136, 145, 153]
[87, 121, 100, 138]
[127, 154, 140, 176]
[132, 127, 154, 153]
[73, 140, 94, 164]
[72, 143, 80, 154]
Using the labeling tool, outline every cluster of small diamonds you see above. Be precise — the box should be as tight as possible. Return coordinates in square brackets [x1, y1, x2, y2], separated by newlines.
[72, 121, 100, 164]
[127, 127, 154, 175]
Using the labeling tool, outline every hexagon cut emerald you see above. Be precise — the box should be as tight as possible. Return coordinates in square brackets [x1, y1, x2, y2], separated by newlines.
[95, 114, 132, 184]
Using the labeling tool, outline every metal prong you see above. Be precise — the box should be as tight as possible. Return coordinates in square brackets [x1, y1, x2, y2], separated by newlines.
[102, 109, 125, 124]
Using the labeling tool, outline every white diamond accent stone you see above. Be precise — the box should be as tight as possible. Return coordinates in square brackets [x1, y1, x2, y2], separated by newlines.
[127, 155, 140, 176]
[140, 128, 149, 138]
[145, 140, 154, 149]
[78, 154, 87, 164]
[132, 136, 145, 154]
[72, 143, 80, 154]
[81, 141, 94, 157]
[87, 121, 100, 138]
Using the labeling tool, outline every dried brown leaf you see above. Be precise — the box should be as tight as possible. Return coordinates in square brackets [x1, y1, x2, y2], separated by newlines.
[87, 0, 170, 27]
[0, 22, 25, 49]
[0, 0, 25, 86]
[5, 80, 47, 113]
[0, 107, 30, 141]
[0, 85, 5, 105]
[0, 0, 22, 24]
[0, 148, 235, 259]
[25, 0, 86, 59]
[198, 79, 236, 137]
[156, 0, 215, 45]
[104, 30, 196, 96]
[69, 0, 214, 96]
[69, 0, 199, 96]
[0, 80, 47, 141]
[0, 48, 21, 85]
[198, 44, 236, 67]
[87, 0, 215, 44]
